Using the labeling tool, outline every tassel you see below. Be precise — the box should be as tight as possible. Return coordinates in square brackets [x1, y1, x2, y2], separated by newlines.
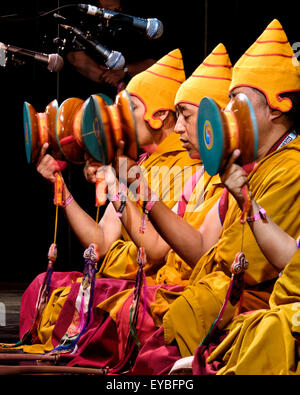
[128, 247, 147, 348]
[109, 246, 147, 374]
[200, 252, 248, 346]
[47, 244, 99, 354]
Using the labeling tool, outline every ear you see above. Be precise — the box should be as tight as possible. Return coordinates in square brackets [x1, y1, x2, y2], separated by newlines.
[269, 108, 282, 121]
[153, 109, 170, 122]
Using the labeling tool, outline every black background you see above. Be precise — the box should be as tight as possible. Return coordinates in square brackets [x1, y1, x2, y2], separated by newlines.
[0, 0, 298, 283]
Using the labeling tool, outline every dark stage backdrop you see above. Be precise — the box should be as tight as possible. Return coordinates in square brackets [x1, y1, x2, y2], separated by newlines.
[0, 0, 298, 282]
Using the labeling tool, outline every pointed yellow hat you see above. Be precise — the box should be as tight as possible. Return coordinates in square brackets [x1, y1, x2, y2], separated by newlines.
[175, 43, 232, 109]
[230, 19, 300, 112]
[126, 49, 185, 129]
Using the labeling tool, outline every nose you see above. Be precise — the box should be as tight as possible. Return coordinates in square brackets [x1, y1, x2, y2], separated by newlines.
[174, 116, 185, 135]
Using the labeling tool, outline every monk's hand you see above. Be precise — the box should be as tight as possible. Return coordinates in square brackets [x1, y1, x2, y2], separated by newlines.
[36, 143, 61, 184]
[220, 149, 249, 210]
[112, 140, 140, 185]
[83, 153, 103, 184]
[95, 165, 119, 201]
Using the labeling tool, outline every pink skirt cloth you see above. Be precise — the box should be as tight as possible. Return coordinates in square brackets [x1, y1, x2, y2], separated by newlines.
[67, 283, 184, 372]
[20, 272, 185, 374]
[19, 271, 83, 338]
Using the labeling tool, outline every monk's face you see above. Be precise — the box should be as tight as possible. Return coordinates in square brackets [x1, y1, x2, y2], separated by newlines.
[175, 103, 200, 159]
[130, 95, 157, 147]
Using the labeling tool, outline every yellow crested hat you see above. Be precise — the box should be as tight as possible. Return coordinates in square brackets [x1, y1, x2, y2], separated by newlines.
[175, 43, 232, 109]
[126, 49, 185, 129]
[230, 19, 300, 112]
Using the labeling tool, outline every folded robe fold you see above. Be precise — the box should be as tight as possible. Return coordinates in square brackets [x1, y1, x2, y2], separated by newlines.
[204, 249, 300, 375]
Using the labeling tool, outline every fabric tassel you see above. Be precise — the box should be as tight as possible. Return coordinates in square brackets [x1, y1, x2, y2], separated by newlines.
[128, 246, 147, 348]
[109, 246, 147, 374]
[200, 251, 248, 346]
[46, 244, 99, 354]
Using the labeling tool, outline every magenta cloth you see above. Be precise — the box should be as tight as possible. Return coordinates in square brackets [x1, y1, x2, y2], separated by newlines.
[19, 271, 83, 338]
[66, 313, 120, 368]
[192, 330, 228, 375]
[57, 160, 68, 172]
[20, 270, 186, 373]
[66, 283, 184, 371]
[117, 284, 184, 363]
[51, 277, 134, 368]
[51, 277, 135, 364]
[137, 152, 149, 164]
[129, 326, 182, 375]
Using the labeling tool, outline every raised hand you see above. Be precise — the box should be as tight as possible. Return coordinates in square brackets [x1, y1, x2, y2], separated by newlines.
[36, 143, 62, 183]
[83, 155, 103, 184]
[220, 149, 249, 210]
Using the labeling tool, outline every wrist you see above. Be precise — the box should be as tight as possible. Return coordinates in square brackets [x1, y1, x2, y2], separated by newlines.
[143, 191, 158, 214]
[246, 203, 267, 223]
[62, 193, 74, 208]
[108, 182, 126, 201]
[108, 183, 127, 218]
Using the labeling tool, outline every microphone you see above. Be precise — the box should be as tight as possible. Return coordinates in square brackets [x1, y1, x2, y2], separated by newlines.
[0, 42, 64, 72]
[77, 4, 164, 39]
[60, 24, 125, 70]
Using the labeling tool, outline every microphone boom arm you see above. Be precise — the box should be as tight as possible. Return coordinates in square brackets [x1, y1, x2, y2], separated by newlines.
[59, 24, 125, 70]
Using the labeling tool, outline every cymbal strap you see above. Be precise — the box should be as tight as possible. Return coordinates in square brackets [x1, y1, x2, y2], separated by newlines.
[59, 135, 75, 145]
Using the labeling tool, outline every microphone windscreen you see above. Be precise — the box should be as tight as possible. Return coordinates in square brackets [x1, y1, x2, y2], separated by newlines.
[48, 53, 64, 72]
[106, 51, 125, 70]
[147, 19, 164, 39]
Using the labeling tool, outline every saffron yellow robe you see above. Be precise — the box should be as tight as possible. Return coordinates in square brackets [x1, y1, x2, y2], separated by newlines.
[155, 172, 223, 286]
[163, 136, 300, 357]
[206, 248, 300, 375]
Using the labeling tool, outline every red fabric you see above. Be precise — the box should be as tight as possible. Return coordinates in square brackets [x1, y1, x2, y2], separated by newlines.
[117, 284, 184, 359]
[53, 277, 135, 367]
[66, 283, 184, 370]
[129, 326, 182, 375]
[57, 160, 68, 172]
[19, 271, 82, 338]
[65, 313, 121, 369]
[20, 269, 184, 372]
[192, 330, 228, 375]
[218, 189, 229, 225]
